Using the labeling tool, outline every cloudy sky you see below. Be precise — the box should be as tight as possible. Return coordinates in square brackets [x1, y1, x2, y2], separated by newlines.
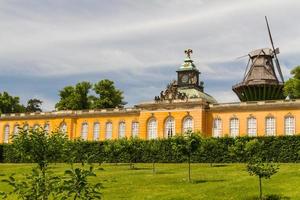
[0, 0, 300, 111]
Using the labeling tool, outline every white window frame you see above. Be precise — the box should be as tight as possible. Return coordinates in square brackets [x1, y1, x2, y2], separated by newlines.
[284, 116, 295, 136]
[247, 117, 257, 137]
[81, 122, 88, 140]
[147, 118, 157, 139]
[183, 117, 193, 133]
[265, 117, 276, 136]
[33, 124, 39, 130]
[213, 118, 222, 137]
[3, 124, 10, 143]
[118, 122, 126, 138]
[93, 122, 100, 141]
[23, 124, 29, 131]
[230, 118, 239, 138]
[131, 121, 139, 137]
[105, 122, 113, 139]
[44, 123, 50, 134]
[13, 124, 19, 137]
[59, 122, 67, 134]
[165, 117, 175, 138]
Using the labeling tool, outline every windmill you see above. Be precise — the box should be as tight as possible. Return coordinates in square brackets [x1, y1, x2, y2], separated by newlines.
[232, 16, 285, 102]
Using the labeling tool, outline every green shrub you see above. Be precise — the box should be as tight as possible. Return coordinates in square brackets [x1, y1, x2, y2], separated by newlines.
[1, 135, 300, 164]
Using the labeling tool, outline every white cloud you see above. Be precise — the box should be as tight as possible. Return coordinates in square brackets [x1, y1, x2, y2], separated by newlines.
[0, 0, 299, 77]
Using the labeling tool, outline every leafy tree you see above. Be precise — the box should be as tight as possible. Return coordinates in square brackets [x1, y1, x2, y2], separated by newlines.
[26, 98, 43, 112]
[245, 139, 279, 200]
[0, 91, 25, 114]
[0, 128, 68, 199]
[147, 139, 162, 174]
[284, 65, 300, 99]
[122, 137, 143, 169]
[59, 165, 102, 200]
[244, 139, 264, 161]
[55, 81, 92, 110]
[92, 79, 125, 109]
[1, 168, 60, 200]
[172, 131, 201, 182]
[247, 160, 279, 200]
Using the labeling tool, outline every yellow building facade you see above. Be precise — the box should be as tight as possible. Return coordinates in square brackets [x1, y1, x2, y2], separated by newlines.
[0, 50, 299, 143]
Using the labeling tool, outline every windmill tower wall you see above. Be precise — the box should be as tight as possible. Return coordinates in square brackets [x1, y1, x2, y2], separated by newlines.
[232, 48, 285, 102]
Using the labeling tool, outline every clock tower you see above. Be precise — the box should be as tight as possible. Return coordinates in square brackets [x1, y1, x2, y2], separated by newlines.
[177, 49, 203, 91]
[154, 49, 216, 103]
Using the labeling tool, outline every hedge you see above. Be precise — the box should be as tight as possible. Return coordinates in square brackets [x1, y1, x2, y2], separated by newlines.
[1, 136, 300, 164]
[0, 144, 3, 163]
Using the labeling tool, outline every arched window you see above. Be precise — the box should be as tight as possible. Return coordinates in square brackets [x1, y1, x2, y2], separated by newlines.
[105, 122, 113, 139]
[13, 124, 19, 137]
[183, 117, 193, 133]
[119, 122, 126, 138]
[285, 116, 295, 136]
[247, 117, 257, 136]
[147, 118, 157, 139]
[23, 124, 29, 131]
[33, 124, 39, 130]
[81, 122, 88, 140]
[3, 124, 10, 143]
[213, 118, 222, 137]
[93, 122, 100, 141]
[165, 117, 175, 138]
[59, 122, 67, 134]
[265, 116, 276, 136]
[44, 123, 50, 134]
[131, 122, 139, 137]
[230, 118, 239, 138]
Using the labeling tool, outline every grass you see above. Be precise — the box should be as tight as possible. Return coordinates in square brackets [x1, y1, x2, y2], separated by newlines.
[0, 163, 299, 199]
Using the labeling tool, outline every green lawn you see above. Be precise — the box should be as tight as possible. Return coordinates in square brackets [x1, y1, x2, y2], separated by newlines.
[0, 163, 299, 199]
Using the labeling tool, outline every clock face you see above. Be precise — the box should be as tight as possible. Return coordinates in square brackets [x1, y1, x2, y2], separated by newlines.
[181, 74, 189, 83]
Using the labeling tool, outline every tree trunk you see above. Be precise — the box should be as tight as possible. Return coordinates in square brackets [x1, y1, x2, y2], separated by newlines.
[259, 177, 262, 200]
[152, 161, 156, 174]
[42, 167, 47, 200]
[188, 154, 191, 182]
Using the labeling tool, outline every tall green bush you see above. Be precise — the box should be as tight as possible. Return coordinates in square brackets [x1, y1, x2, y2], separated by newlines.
[1, 135, 300, 164]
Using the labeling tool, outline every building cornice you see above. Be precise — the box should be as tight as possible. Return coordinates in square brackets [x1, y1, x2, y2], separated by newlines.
[209, 99, 300, 112]
[0, 108, 140, 120]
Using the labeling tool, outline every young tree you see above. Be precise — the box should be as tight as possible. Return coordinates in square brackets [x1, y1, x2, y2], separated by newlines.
[124, 137, 143, 169]
[26, 98, 43, 112]
[59, 165, 102, 200]
[55, 81, 92, 110]
[148, 139, 162, 174]
[247, 160, 279, 200]
[245, 139, 279, 200]
[229, 138, 247, 162]
[284, 65, 300, 99]
[1, 128, 68, 199]
[172, 131, 201, 182]
[92, 79, 125, 109]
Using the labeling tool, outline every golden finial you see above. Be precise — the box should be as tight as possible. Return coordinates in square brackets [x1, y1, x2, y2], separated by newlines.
[184, 49, 193, 59]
